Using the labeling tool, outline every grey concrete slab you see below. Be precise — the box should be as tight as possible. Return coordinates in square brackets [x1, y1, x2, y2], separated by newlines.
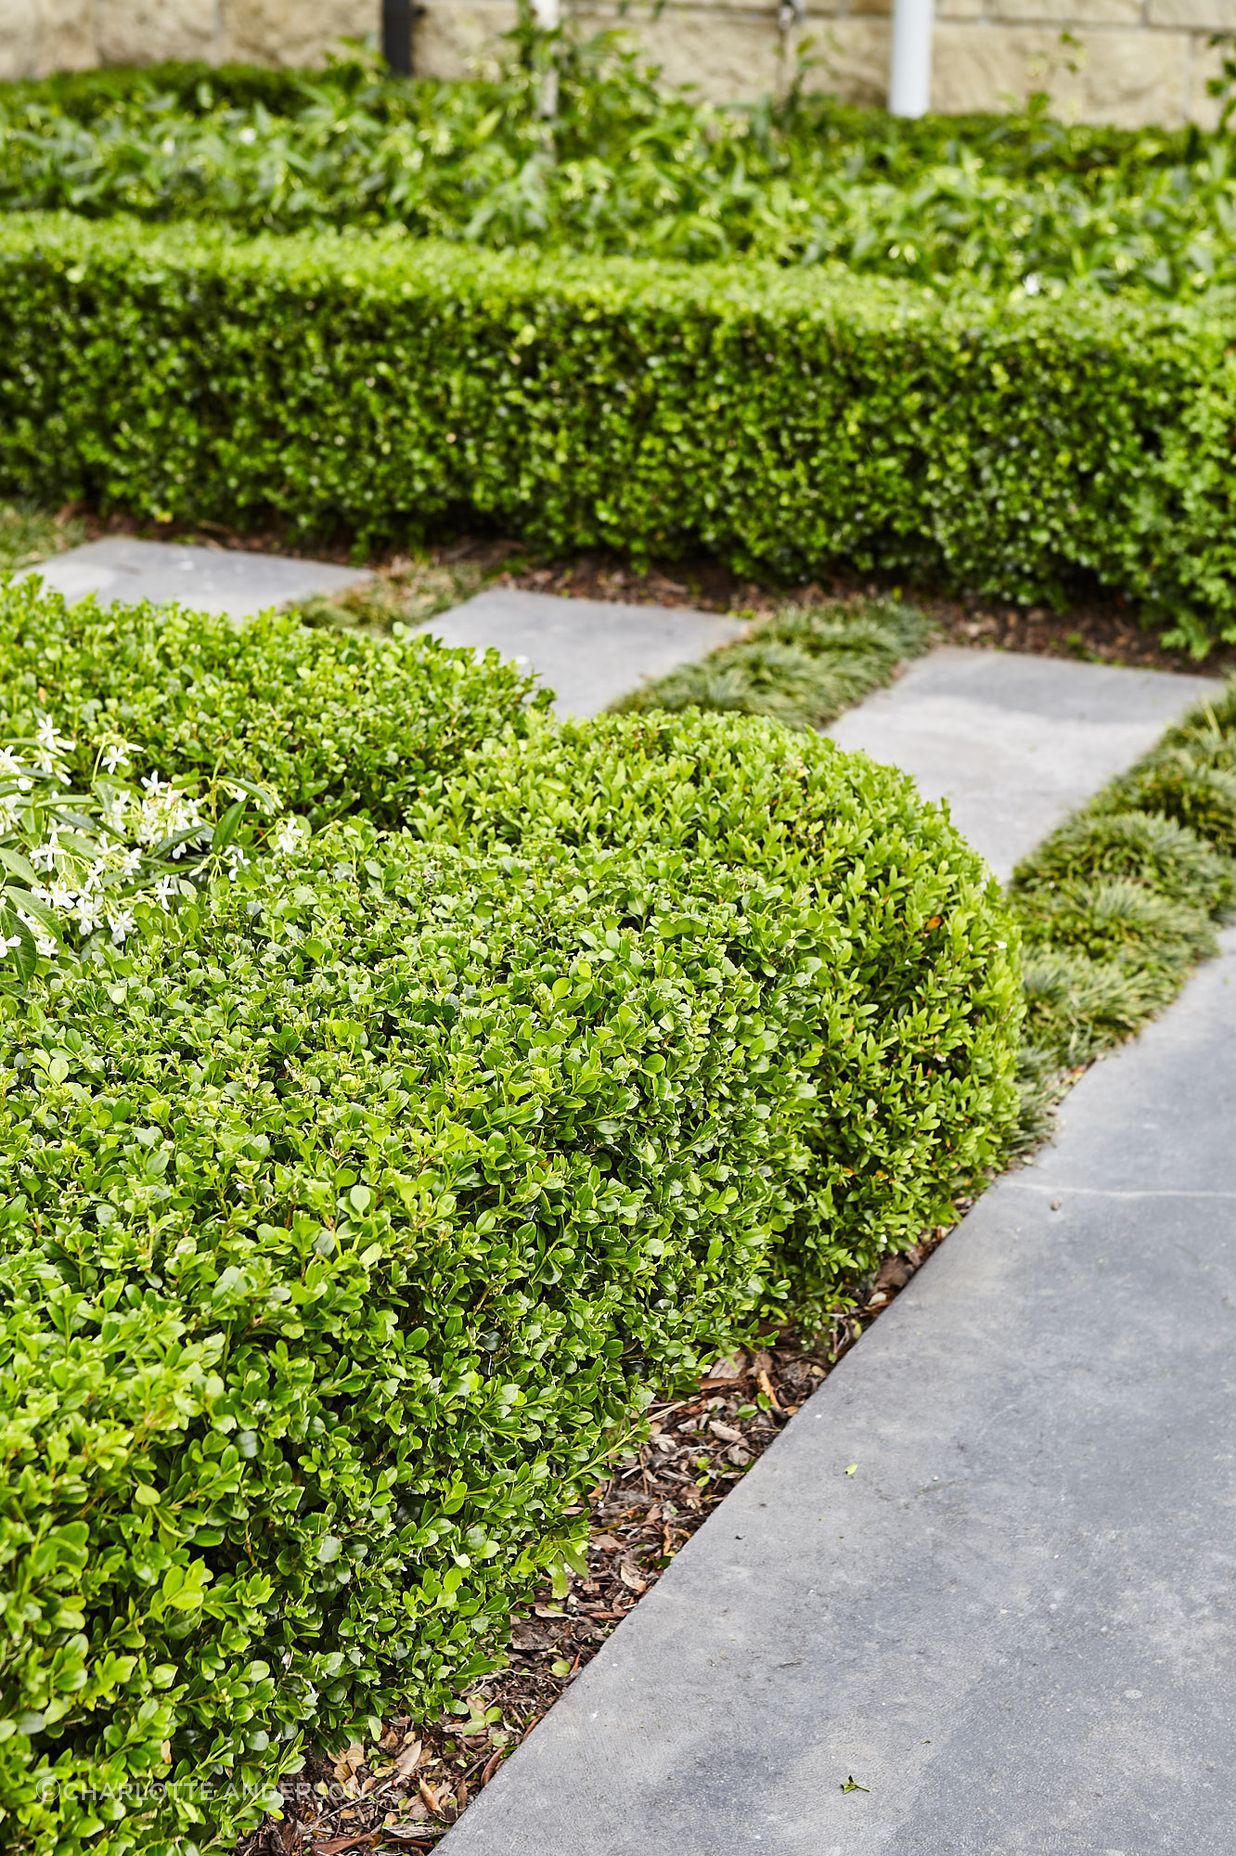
[828, 647, 1216, 880]
[420, 589, 748, 718]
[20, 538, 371, 619]
[441, 932, 1236, 1856]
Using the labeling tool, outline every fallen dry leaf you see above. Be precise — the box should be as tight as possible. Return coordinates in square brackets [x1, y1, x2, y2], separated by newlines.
[873, 1255, 913, 1293]
[392, 1739, 423, 1781]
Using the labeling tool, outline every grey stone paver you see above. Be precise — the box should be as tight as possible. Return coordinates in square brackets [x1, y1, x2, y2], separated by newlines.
[420, 589, 748, 718]
[828, 647, 1216, 879]
[440, 930, 1236, 1856]
[20, 537, 372, 619]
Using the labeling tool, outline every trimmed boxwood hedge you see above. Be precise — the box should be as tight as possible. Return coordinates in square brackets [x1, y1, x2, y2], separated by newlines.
[0, 575, 546, 818]
[409, 706, 1023, 1296]
[0, 657, 1021, 1851]
[1, 215, 1235, 651]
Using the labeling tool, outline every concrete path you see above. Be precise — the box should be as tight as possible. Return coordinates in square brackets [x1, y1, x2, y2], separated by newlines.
[420, 589, 748, 719]
[828, 648, 1215, 879]
[20, 537, 371, 619]
[442, 931, 1236, 1856]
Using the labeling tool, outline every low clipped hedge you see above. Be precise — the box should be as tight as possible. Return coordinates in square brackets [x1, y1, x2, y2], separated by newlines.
[0, 60, 344, 123]
[0, 702, 1021, 1852]
[0, 576, 545, 817]
[1, 216, 1235, 651]
[409, 707, 1022, 1296]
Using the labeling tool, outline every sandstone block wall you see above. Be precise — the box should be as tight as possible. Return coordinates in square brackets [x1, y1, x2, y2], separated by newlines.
[2, 0, 1234, 125]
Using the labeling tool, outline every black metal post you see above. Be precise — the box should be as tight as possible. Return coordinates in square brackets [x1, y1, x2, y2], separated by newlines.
[382, 0, 416, 75]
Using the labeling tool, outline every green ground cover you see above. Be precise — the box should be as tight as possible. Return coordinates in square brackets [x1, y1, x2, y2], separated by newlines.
[0, 501, 84, 573]
[2, 34, 1235, 301]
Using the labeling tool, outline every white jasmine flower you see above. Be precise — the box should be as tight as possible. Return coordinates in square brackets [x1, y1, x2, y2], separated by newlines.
[108, 908, 136, 945]
[238, 125, 257, 145]
[101, 741, 133, 774]
[1022, 272, 1042, 296]
[154, 875, 178, 909]
[29, 837, 59, 873]
[271, 816, 307, 856]
[35, 719, 74, 758]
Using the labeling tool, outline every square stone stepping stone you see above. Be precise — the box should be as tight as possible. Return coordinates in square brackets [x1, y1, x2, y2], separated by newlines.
[20, 537, 372, 620]
[828, 646, 1216, 880]
[422, 589, 749, 718]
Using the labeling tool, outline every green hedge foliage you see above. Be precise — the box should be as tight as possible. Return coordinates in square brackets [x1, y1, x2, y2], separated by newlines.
[0, 60, 330, 122]
[0, 576, 546, 818]
[0, 709, 1020, 1852]
[0, 216, 1234, 650]
[409, 706, 1022, 1295]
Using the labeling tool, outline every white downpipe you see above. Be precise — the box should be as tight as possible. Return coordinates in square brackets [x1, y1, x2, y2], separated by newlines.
[530, 0, 560, 118]
[888, 0, 934, 117]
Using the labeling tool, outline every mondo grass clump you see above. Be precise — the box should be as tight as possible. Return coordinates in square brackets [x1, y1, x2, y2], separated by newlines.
[614, 599, 932, 728]
[0, 687, 1022, 1853]
[1009, 680, 1236, 1095]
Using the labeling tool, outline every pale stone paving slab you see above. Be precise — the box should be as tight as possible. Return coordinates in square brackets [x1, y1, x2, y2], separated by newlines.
[420, 588, 749, 719]
[827, 647, 1216, 880]
[19, 537, 372, 619]
[441, 932, 1236, 1856]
